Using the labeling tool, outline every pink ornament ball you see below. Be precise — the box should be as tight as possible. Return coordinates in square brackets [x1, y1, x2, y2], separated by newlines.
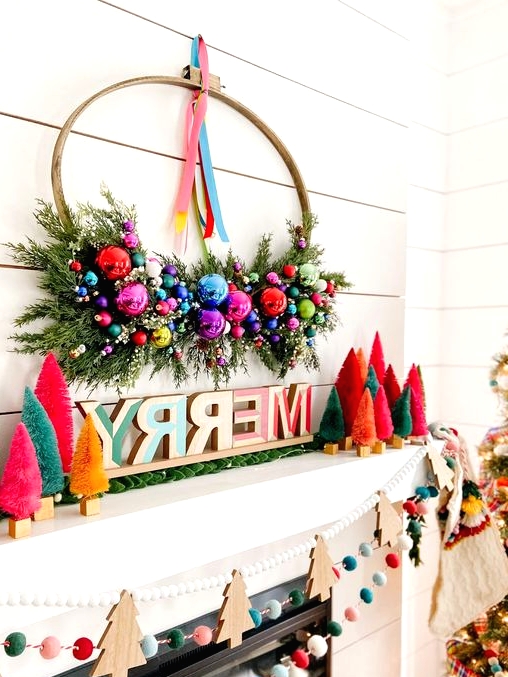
[344, 607, 360, 622]
[94, 311, 113, 327]
[193, 625, 213, 646]
[72, 637, 94, 660]
[166, 297, 178, 311]
[115, 282, 150, 317]
[310, 292, 323, 306]
[40, 636, 61, 659]
[385, 552, 400, 569]
[266, 272, 280, 285]
[291, 649, 310, 668]
[286, 317, 300, 331]
[230, 325, 245, 339]
[122, 232, 139, 248]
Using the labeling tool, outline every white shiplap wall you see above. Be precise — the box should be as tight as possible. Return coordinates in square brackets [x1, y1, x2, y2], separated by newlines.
[0, 1, 443, 676]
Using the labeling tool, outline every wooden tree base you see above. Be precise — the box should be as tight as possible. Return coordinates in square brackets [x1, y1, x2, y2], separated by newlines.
[32, 495, 55, 521]
[356, 445, 371, 457]
[372, 441, 386, 454]
[323, 443, 339, 455]
[409, 436, 428, 446]
[80, 497, 101, 517]
[388, 435, 405, 449]
[338, 436, 353, 451]
[9, 518, 31, 539]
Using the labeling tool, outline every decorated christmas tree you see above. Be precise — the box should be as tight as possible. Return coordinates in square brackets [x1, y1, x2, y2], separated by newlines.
[444, 336, 508, 675]
[34, 352, 74, 472]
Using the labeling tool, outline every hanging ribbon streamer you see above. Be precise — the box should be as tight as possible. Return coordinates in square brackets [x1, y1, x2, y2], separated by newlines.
[174, 35, 228, 249]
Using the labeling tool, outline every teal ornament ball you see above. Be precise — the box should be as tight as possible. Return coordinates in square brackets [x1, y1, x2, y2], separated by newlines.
[131, 252, 145, 268]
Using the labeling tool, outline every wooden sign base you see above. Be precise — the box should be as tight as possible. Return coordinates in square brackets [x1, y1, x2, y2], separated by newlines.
[32, 495, 54, 521]
[80, 497, 101, 517]
[338, 436, 353, 451]
[372, 440, 386, 454]
[9, 517, 31, 539]
[388, 435, 405, 449]
[356, 445, 371, 457]
[323, 443, 339, 455]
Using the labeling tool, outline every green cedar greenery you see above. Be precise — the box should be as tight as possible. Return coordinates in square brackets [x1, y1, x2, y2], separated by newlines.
[6, 189, 351, 391]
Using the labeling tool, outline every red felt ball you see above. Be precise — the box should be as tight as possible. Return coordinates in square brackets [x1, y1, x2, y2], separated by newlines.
[283, 264, 297, 278]
[385, 553, 400, 569]
[73, 637, 94, 660]
[131, 330, 148, 346]
[332, 566, 340, 580]
[403, 500, 418, 516]
[291, 649, 310, 668]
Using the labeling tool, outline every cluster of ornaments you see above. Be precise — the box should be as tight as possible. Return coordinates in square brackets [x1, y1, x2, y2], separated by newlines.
[68, 218, 337, 373]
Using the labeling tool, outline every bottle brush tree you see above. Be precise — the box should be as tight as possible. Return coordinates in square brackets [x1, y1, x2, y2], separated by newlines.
[356, 347, 368, 382]
[318, 386, 345, 443]
[391, 386, 412, 438]
[0, 423, 42, 520]
[369, 331, 386, 384]
[70, 414, 109, 499]
[383, 363, 401, 409]
[335, 348, 364, 436]
[351, 388, 377, 447]
[365, 364, 380, 400]
[409, 386, 428, 437]
[374, 385, 394, 441]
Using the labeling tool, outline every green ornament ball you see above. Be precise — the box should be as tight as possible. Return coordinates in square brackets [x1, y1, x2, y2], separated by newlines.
[287, 286, 300, 299]
[131, 252, 145, 267]
[314, 313, 325, 325]
[297, 299, 316, 319]
[107, 323, 122, 338]
[4, 632, 26, 657]
[305, 327, 317, 337]
[162, 274, 175, 289]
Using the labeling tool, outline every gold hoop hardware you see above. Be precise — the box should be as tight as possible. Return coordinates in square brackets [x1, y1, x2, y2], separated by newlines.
[51, 68, 311, 228]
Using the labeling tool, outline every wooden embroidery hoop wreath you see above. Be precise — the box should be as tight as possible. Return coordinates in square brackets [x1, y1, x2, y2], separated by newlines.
[50, 74, 311, 229]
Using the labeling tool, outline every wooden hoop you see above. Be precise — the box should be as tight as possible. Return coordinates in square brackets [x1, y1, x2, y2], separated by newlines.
[51, 75, 311, 228]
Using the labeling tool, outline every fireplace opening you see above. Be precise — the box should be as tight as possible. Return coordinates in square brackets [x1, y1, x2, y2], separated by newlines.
[57, 576, 331, 677]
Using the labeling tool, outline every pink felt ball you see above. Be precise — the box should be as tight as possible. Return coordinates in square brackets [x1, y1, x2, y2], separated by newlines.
[40, 636, 61, 659]
[416, 502, 429, 515]
[72, 637, 94, 660]
[291, 649, 310, 668]
[193, 625, 213, 646]
[344, 606, 360, 622]
[385, 552, 400, 569]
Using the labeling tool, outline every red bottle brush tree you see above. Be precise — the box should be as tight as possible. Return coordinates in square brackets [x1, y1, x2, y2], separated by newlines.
[335, 348, 364, 436]
[0, 423, 42, 536]
[404, 364, 425, 413]
[409, 386, 428, 437]
[369, 331, 386, 384]
[374, 385, 394, 441]
[351, 389, 377, 447]
[391, 386, 413, 438]
[383, 363, 401, 409]
[356, 347, 368, 383]
[35, 352, 74, 473]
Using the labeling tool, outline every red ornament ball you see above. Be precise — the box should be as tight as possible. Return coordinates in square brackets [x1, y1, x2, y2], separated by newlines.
[485, 649, 499, 659]
[291, 649, 310, 668]
[259, 287, 288, 317]
[69, 261, 82, 272]
[385, 552, 400, 569]
[95, 245, 132, 281]
[325, 281, 334, 294]
[156, 300, 170, 316]
[283, 264, 297, 278]
[72, 637, 94, 660]
[131, 330, 148, 346]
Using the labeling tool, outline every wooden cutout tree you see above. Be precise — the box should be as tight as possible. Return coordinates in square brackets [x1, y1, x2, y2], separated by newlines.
[34, 352, 74, 472]
[369, 331, 386, 384]
[214, 569, 255, 648]
[427, 446, 455, 492]
[383, 364, 401, 409]
[376, 491, 402, 547]
[356, 347, 368, 382]
[90, 590, 146, 677]
[305, 534, 337, 602]
[335, 348, 364, 436]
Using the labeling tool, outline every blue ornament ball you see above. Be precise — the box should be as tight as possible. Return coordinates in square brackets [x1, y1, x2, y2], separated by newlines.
[77, 286, 88, 297]
[287, 304, 297, 315]
[155, 289, 167, 300]
[174, 284, 189, 300]
[197, 274, 229, 308]
[246, 310, 258, 323]
[83, 271, 99, 286]
[265, 318, 278, 330]
[360, 587, 374, 604]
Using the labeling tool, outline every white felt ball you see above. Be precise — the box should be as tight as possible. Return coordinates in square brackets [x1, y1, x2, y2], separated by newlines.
[288, 665, 309, 677]
[307, 634, 328, 658]
[397, 534, 413, 550]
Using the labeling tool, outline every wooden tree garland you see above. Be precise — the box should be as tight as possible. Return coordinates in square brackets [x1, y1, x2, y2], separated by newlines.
[305, 534, 337, 602]
[376, 491, 403, 547]
[70, 415, 110, 516]
[427, 446, 455, 492]
[214, 570, 255, 648]
[90, 590, 146, 677]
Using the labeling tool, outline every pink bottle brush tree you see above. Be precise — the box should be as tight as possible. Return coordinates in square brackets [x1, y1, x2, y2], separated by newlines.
[0, 423, 42, 520]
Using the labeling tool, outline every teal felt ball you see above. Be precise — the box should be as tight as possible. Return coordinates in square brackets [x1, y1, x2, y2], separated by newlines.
[359, 542, 373, 557]
[141, 634, 159, 658]
[289, 589, 305, 607]
[266, 599, 282, 619]
[327, 621, 343, 637]
[167, 628, 185, 650]
[360, 588, 374, 604]
[342, 555, 357, 571]
[249, 608, 263, 627]
[415, 486, 430, 500]
[4, 632, 26, 657]
[428, 486, 439, 498]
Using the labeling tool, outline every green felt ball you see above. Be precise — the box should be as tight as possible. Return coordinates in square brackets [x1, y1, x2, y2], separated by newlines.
[4, 632, 26, 657]
[327, 621, 342, 637]
[289, 589, 305, 607]
[167, 628, 185, 650]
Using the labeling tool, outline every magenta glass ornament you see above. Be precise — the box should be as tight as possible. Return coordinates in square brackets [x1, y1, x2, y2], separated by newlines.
[266, 272, 279, 285]
[123, 220, 135, 232]
[95, 245, 132, 281]
[166, 297, 178, 311]
[197, 308, 226, 340]
[115, 282, 150, 317]
[287, 317, 300, 331]
[259, 287, 288, 317]
[226, 290, 252, 322]
[230, 325, 245, 339]
[122, 232, 139, 248]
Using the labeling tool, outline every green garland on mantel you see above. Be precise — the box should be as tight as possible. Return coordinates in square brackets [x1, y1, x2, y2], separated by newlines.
[6, 189, 351, 391]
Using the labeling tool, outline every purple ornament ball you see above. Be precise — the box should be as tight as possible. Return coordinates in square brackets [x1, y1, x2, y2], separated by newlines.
[163, 264, 178, 277]
[197, 308, 226, 340]
[95, 295, 109, 309]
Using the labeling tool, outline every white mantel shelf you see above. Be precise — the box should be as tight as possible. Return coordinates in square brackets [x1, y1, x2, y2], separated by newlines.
[0, 444, 432, 598]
